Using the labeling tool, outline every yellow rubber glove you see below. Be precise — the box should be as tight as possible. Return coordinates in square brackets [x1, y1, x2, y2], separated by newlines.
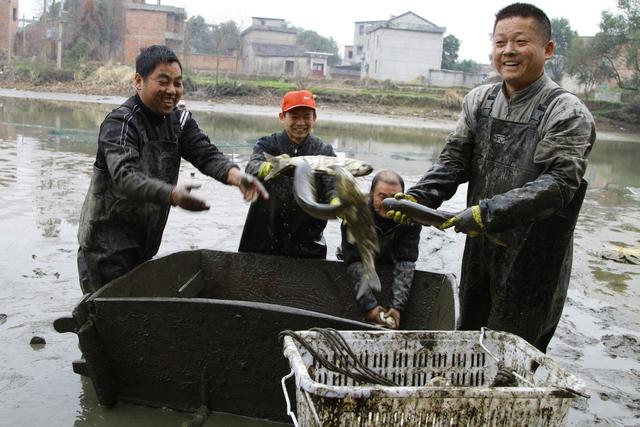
[258, 161, 273, 179]
[386, 192, 417, 225]
[440, 205, 485, 237]
[329, 197, 345, 222]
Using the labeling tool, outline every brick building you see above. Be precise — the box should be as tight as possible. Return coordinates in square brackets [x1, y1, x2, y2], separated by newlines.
[123, 1, 185, 64]
[0, 0, 19, 60]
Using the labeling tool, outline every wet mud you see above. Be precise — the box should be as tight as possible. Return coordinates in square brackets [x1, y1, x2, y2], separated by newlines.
[0, 95, 639, 426]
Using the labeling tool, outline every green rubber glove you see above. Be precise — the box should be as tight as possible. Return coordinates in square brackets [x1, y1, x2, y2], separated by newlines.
[386, 192, 417, 225]
[258, 161, 273, 179]
[440, 205, 485, 237]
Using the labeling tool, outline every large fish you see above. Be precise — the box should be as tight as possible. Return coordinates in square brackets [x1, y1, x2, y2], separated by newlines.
[293, 161, 381, 296]
[263, 152, 373, 181]
[381, 198, 455, 227]
[383, 197, 507, 246]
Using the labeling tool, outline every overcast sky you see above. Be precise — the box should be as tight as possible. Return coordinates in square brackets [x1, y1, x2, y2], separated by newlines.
[19, 0, 620, 64]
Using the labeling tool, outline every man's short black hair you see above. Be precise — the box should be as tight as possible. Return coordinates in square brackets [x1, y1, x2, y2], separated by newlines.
[135, 45, 182, 79]
[494, 3, 551, 43]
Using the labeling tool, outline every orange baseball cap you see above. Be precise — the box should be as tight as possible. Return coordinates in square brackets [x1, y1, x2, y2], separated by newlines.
[281, 90, 316, 113]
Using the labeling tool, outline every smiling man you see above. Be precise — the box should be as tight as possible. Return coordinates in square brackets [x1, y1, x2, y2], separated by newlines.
[387, 3, 596, 352]
[77, 45, 268, 293]
[239, 90, 338, 258]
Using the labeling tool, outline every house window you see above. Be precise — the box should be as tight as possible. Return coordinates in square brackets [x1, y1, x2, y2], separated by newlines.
[359, 25, 364, 35]
[312, 63, 324, 72]
[285, 60, 294, 74]
[12, 8, 17, 21]
[261, 20, 266, 26]
[348, 51, 352, 59]
[356, 46, 362, 55]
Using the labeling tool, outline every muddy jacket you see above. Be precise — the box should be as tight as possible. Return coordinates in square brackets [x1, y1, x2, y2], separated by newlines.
[238, 130, 336, 258]
[78, 95, 237, 291]
[408, 74, 595, 352]
[339, 202, 421, 311]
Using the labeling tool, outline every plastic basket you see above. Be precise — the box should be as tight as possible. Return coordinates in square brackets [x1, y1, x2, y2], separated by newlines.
[281, 329, 586, 427]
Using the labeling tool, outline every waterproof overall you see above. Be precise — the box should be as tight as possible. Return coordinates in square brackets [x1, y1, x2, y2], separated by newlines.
[459, 84, 587, 352]
[78, 101, 197, 293]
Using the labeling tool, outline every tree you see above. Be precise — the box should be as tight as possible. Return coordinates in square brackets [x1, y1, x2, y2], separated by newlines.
[566, 37, 612, 98]
[441, 34, 460, 70]
[593, 0, 640, 92]
[296, 30, 340, 65]
[546, 18, 577, 83]
[186, 15, 214, 54]
[211, 21, 241, 83]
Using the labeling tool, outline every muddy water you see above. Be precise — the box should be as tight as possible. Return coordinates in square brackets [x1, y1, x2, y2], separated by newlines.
[0, 97, 638, 426]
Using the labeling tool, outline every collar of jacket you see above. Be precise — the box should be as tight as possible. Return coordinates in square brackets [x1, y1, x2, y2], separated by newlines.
[135, 94, 174, 125]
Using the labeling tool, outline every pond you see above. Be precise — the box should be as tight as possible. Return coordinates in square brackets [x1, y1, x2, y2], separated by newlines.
[0, 96, 638, 426]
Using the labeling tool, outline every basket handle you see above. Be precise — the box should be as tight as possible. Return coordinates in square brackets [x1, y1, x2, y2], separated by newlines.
[281, 370, 300, 427]
[281, 370, 323, 427]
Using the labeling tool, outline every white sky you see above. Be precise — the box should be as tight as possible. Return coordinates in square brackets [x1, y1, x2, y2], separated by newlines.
[19, 0, 620, 64]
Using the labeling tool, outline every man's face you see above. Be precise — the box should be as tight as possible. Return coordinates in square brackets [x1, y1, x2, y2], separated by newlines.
[492, 16, 554, 96]
[372, 180, 403, 219]
[279, 107, 316, 144]
[134, 61, 183, 115]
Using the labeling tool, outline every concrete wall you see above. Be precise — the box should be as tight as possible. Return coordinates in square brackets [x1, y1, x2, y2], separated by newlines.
[426, 69, 486, 88]
[0, 0, 19, 59]
[243, 30, 296, 46]
[363, 28, 442, 83]
[249, 56, 308, 77]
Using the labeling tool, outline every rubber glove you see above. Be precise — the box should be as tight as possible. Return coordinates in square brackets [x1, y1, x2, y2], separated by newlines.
[238, 172, 269, 202]
[386, 192, 417, 225]
[258, 161, 273, 179]
[440, 205, 485, 237]
[329, 197, 346, 222]
[170, 183, 209, 211]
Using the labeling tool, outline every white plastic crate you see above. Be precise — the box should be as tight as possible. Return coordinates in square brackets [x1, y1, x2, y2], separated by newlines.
[281, 329, 586, 427]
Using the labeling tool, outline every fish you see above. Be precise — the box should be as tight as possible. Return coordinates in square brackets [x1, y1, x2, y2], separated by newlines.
[383, 197, 507, 247]
[381, 198, 455, 227]
[293, 161, 381, 296]
[263, 152, 373, 181]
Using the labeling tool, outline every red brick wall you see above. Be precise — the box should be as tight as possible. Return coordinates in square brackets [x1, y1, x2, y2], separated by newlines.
[0, 0, 19, 57]
[123, 10, 170, 64]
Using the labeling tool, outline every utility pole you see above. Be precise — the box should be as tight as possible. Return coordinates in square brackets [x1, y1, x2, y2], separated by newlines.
[6, 0, 12, 62]
[56, 0, 62, 69]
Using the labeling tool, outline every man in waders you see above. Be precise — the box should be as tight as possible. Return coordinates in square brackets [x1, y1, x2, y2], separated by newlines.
[238, 90, 338, 258]
[77, 45, 268, 293]
[388, 3, 596, 352]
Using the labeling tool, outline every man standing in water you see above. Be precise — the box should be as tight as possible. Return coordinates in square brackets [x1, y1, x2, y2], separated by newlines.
[77, 45, 268, 293]
[239, 90, 337, 258]
[388, 3, 595, 352]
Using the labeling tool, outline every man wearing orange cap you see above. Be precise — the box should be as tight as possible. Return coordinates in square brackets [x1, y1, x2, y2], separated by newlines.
[239, 90, 337, 258]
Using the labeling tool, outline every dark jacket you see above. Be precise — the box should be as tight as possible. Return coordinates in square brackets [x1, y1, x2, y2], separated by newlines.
[407, 76, 595, 352]
[238, 130, 336, 258]
[78, 95, 237, 291]
[339, 202, 421, 311]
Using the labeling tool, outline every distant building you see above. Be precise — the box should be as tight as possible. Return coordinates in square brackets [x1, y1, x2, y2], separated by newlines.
[123, 1, 185, 64]
[342, 45, 354, 64]
[352, 19, 385, 64]
[359, 11, 445, 83]
[0, 0, 19, 60]
[241, 17, 331, 78]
